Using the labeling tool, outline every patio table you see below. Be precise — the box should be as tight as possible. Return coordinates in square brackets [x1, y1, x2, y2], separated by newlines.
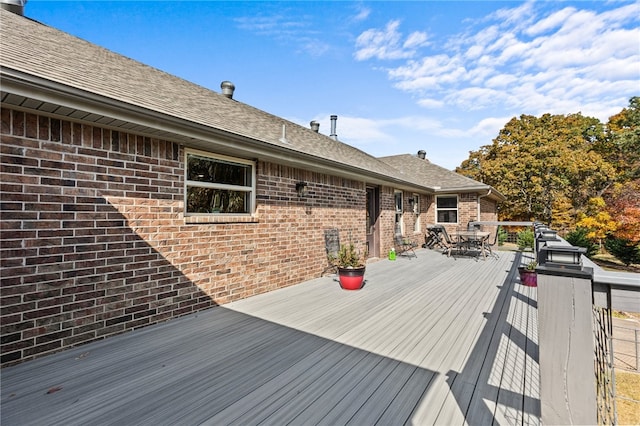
[451, 230, 491, 259]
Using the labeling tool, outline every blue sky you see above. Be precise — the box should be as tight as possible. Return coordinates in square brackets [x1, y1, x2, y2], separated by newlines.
[26, 1, 640, 169]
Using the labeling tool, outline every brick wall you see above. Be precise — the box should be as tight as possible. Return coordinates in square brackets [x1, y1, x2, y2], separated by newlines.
[376, 190, 431, 254]
[458, 193, 478, 228]
[0, 108, 369, 365]
[428, 192, 498, 237]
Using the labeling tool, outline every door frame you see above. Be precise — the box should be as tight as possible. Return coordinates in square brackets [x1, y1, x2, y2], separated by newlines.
[366, 186, 381, 258]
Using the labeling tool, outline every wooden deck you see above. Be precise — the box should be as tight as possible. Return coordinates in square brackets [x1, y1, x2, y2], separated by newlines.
[1, 249, 540, 425]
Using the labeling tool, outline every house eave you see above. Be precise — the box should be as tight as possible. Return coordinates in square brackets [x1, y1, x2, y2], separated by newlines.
[1, 67, 428, 192]
[433, 185, 506, 202]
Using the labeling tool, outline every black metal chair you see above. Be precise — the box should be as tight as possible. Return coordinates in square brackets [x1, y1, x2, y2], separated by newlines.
[394, 233, 417, 258]
[426, 225, 450, 251]
[483, 226, 501, 259]
[438, 227, 460, 258]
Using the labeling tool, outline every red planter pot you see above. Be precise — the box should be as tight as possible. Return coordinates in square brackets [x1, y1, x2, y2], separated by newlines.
[519, 269, 537, 287]
[337, 266, 366, 290]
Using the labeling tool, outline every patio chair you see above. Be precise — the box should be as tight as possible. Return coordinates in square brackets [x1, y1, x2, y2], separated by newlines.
[425, 226, 440, 248]
[467, 221, 481, 231]
[426, 225, 448, 251]
[323, 228, 340, 275]
[439, 227, 461, 258]
[394, 233, 417, 258]
[483, 226, 501, 259]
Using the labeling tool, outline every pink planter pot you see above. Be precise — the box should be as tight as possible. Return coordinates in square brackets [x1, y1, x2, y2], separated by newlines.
[337, 267, 366, 290]
[519, 269, 537, 287]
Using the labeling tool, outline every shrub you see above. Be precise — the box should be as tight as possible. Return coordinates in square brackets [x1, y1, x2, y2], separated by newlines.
[516, 229, 535, 251]
[497, 226, 508, 246]
[565, 227, 599, 257]
[337, 243, 365, 268]
[604, 237, 640, 266]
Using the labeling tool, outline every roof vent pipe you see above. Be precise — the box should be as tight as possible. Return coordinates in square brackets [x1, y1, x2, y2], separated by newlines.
[310, 121, 320, 132]
[417, 150, 427, 160]
[1, 0, 27, 15]
[220, 81, 235, 99]
[330, 115, 338, 140]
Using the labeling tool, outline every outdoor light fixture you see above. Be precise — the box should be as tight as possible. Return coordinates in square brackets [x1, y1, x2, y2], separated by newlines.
[296, 181, 308, 197]
[539, 229, 558, 239]
[539, 244, 586, 270]
[534, 224, 549, 234]
[534, 226, 559, 256]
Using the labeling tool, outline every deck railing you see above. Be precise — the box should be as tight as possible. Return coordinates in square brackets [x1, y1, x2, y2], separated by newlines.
[472, 221, 639, 425]
[534, 226, 639, 425]
[612, 323, 639, 372]
[587, 255, 639, 425]
[593, 302, 617, 425]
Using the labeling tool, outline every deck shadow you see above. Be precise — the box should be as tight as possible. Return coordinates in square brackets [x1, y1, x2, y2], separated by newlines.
[1, 304, 438, 425]
[446, 251, 541, 425]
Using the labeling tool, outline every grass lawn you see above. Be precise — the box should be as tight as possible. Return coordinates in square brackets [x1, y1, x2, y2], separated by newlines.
[616, 370, 640, 425]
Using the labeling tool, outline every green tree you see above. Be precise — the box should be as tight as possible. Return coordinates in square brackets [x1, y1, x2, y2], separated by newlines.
[597, 96, 640, 183]
[565, 227, 599, 258]
[458, 113, 616, 226]
[604, 237, 640, 266]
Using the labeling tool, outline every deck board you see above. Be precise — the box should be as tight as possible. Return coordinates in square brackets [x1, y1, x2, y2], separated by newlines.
[1, 249, 540, 425]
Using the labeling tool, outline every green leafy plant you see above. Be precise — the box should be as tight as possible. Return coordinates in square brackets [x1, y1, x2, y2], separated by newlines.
[565, 227, 599, 257]
[497, 226, 508, 246]
[337, 243, 365, 268]
[516, 229, 535, 251]
[524, 261, 537, 271]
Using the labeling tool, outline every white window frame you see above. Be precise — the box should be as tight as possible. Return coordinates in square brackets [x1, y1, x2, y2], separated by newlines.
[394, 190, 404, 235]
[184, 148, 256, 217]
[436, 194, 458, 224]
[412, 194, 420, 233]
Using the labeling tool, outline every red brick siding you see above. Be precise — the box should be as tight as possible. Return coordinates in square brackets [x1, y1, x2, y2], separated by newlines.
[0, 109, 368, 364]
[479, 195, 499, 236]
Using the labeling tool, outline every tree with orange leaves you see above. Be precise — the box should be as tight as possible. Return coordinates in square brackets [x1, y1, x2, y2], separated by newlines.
[605, 181, 640, 242]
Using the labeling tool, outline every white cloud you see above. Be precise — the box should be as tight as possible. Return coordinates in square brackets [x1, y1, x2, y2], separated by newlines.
[488, 1, 537, 32]
[362, 1, 639, 124]
[468, 116, 513, 138]
[388, 55, 466, 90]
[354, 20, 427, 61]
[302, 114, 449, 150]
[525, 7, 576, 36]
[234, 14, 306, 35]
[351, 3, 371, 22]
[417, 98, 445, 109]
[446, 87, 505, 110]
[403, 31, 429, 49]
[300, 39, 331, 57]
[484, 73, 518, 89]
[234, 12, 329, 58]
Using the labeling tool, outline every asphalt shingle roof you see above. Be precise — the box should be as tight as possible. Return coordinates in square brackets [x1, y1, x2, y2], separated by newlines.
[379, 154, 501, 195]
[1, 9, 498, 198]
[1, 10, 419, 184]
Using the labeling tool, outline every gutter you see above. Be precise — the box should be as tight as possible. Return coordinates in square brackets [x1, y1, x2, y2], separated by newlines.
[477, 188, 492, 221]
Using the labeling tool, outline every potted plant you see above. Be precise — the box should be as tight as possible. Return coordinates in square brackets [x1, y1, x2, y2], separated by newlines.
[518, 260, 537, 287]
[336, 243, 366, 290]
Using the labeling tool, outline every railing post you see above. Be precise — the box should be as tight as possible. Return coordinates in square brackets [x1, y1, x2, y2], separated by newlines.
[537, 266, 596, 424]
[536, 241, 597, 425]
